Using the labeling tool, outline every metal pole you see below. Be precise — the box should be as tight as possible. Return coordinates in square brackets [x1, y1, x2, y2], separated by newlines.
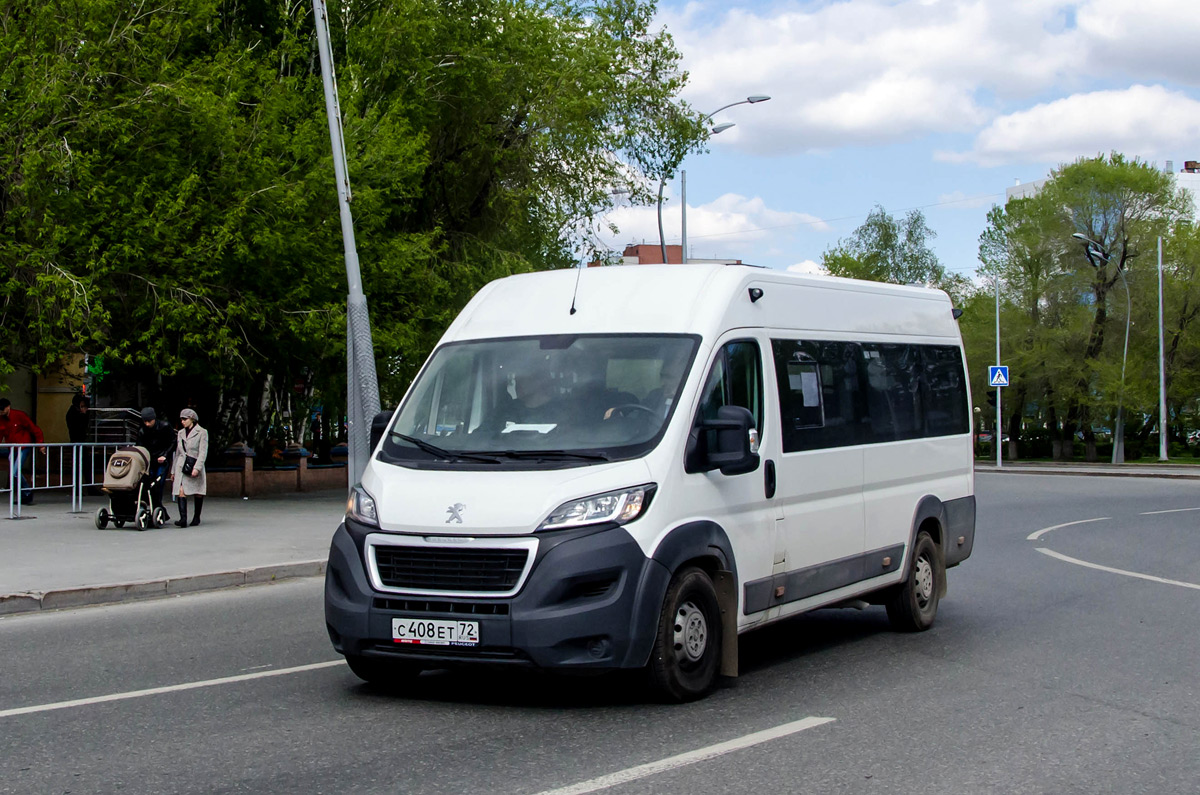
[656, 177, 668, 263]
[313, 0, 381, 488]
[1158, 236, 1168, 460]
[1112, 268, 1130, 464]
[681, 170, 687, 264]
[995, 275, 1002, 469]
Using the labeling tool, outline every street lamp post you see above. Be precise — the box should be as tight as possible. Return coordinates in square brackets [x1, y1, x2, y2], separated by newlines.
[1158, 236, 1168, 460]
[313, 0, 382, 487]
[1072, 233, 1130, 464]
[657, 96, 769, 263]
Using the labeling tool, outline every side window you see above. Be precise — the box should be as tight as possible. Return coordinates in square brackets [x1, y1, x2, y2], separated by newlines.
[696, 340, 763, 430]
[772, 340, 866, 451]
[862, 344, 922, 442]
[922, 346, 970, 436]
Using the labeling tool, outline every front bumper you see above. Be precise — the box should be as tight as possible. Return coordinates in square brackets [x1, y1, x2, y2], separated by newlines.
[324, 519, 669, 671]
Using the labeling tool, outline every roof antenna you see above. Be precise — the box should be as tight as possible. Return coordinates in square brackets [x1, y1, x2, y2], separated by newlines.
[569, 262, 583, 315]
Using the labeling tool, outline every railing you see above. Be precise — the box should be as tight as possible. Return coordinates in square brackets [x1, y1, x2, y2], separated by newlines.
[2, 442, 129, 519]
[90, 408, 142, 444]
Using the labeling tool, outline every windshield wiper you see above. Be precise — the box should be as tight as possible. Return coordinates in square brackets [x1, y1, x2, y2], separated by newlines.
[392, 434, 500, 464]
[493, 450, 611, 462]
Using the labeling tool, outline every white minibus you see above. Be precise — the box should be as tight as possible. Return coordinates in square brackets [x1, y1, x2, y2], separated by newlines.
[325, 263, 975, 701]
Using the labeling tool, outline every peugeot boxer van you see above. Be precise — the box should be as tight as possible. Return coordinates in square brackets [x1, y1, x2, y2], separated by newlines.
[324, 263, 975, 701]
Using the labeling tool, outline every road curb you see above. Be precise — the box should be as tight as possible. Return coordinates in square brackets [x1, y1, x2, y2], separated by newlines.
[0, 560, 327, 617]
[977, 467, 1200, 480]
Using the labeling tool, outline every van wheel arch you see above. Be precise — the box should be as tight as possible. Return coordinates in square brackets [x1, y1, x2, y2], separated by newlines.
[908, 497, 948, 599]
[650, 522, 740, 679]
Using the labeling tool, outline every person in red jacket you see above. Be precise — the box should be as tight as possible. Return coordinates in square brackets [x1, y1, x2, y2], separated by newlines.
[0, 398, 45, 504]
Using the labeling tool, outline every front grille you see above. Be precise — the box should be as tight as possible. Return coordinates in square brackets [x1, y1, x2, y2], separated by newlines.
[373, 597, 510, 616]
[368, 641, 530, 664]
[374, 546, 529, 593]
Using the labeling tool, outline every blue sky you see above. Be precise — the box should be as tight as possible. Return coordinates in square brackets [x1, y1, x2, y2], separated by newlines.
[596, 0, 1200, 278]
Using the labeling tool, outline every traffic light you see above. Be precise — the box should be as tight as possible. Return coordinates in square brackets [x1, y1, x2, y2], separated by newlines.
[986, 389, 997, 407]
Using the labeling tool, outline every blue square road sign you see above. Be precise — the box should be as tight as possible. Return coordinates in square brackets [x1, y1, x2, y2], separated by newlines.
[988, 366, 1010, 387]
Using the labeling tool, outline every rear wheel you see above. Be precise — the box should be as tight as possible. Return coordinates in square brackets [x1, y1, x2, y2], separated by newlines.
[152, 507, 169, 528]
[344, 654, 423, 687]
[646, 566, 722, 702]
[886, 530, 942, 632]
[135, 506, 152, 531]
[94, 508, 110, 530]
[113, 519, 126, 528]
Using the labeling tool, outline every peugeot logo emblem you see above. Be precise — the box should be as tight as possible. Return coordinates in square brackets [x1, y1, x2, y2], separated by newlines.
[445, 503, 465, 524]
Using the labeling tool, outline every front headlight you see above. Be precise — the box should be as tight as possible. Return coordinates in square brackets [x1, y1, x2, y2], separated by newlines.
[346, 486, 379, 527]
[538, 484, 655, 531]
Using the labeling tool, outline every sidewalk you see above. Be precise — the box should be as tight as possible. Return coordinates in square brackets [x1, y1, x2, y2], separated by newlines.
[975, 460, 1200, 479]
[1, 490, 346, 616]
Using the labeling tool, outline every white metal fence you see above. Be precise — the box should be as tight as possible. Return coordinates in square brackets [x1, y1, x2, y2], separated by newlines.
[2, 442, 129, 519]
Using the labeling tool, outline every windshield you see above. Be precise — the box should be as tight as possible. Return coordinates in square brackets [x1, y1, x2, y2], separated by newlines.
[382, 334, 698, 467]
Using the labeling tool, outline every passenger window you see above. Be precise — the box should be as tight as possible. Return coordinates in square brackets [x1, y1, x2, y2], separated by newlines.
[696, 341, 763, 431]
[863, 344, 922, 442]
[922, 346, 970, 436]
[772, 340, 867, 452]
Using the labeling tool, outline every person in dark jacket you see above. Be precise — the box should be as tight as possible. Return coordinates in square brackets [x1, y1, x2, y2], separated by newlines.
[136, 407, 175, 520]
[65, 394, 90, 443]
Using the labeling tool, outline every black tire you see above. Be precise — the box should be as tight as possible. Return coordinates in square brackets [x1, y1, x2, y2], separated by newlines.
[646, 566, 722, 702]
[886, 530, 942, 632]
[135, 507, 151, 531]
[94, 508, 109, 530]
[113, 519, 126, 528]
[152, 507, 169, 528]
[344, 654, 423, 687]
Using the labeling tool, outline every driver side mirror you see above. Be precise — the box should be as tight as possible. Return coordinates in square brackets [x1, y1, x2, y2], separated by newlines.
[687, 405, 761, 476]
[370, 409, 394, 453]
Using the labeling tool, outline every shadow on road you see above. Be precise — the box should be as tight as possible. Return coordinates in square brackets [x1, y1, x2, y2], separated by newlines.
[345, 606, 893, 710]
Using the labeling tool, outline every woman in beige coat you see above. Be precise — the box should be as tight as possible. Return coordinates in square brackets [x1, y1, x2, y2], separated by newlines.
[171, 408, 209, 527]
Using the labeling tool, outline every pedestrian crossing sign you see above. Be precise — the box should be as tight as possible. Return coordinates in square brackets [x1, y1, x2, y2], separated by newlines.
[988, 366, 1009, 387]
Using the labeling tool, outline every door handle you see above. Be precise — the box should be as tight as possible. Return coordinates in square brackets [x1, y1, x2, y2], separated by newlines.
[764, 459, 776, 499]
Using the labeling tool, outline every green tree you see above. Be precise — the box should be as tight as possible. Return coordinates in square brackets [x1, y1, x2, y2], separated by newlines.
[0, 0, 705, 451]
[821, 206, 969, 301]
[973, 153, 1193, 460]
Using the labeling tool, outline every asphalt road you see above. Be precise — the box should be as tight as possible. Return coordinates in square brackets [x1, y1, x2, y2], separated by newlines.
[1, 473, 1197, 795]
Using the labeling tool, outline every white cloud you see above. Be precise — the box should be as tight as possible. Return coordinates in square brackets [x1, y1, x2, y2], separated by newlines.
[599, 193, 828, 258]
[940, 85, 1200, 166]
[787, 259, 827, 275]
[658, 0, 1199, 157]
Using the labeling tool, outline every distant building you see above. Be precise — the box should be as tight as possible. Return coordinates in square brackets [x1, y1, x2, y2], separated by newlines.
[1007, 159, 1200, 217]
[589, 244, 744, 267]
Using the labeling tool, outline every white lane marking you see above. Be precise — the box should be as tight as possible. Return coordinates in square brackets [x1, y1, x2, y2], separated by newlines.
[0, 660, 344, 720]
[1026, 517, 1110, 541]
[533, 716, 836, 795]
[1036, 548, 1200, 591]
[1140, 507, 1200, 516]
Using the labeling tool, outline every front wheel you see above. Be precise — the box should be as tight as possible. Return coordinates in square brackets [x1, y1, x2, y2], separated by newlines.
[886, 530, 942, 632]
[94, 508, 110, 530]
[646, 567, 722, 702]
[344, 654, 423, 688]
[135, 506, 152, 531]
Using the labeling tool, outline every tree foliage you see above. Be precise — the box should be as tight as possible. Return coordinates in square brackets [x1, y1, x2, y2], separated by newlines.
[967, 153, 1198, 460]
[0, 0, 704, 450]
[821, 205, 969, 302]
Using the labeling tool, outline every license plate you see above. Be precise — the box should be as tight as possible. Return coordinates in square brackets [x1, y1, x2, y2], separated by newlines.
[392, 618, 480, 646]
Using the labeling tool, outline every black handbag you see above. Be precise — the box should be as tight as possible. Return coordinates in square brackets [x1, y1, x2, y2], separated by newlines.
[183, 455, 198, 475]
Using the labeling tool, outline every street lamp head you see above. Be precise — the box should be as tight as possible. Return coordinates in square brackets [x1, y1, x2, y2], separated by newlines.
[1072, 232, 1110, 265]
[710, 122, 735, 135]
[747, 95, 771, 103]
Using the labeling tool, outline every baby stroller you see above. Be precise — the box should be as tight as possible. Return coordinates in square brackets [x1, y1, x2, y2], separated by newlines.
[95, 446, 169, 530]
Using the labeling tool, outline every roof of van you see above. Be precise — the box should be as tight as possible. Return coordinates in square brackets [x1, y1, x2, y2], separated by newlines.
[440, 264, 961, 344]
